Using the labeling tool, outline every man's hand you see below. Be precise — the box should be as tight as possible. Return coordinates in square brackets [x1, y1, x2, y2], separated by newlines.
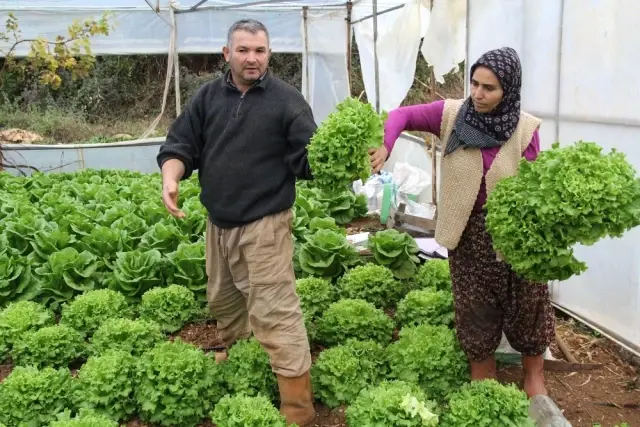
[369, 145, 389, 174]
[162, 179, 185, 218]
[161, 159, 186, 218]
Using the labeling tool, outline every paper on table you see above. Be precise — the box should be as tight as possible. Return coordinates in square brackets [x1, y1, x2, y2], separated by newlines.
[415, 238, 448, 258]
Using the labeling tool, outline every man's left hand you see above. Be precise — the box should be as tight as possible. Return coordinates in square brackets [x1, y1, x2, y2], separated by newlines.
[369, 146, 388, 174]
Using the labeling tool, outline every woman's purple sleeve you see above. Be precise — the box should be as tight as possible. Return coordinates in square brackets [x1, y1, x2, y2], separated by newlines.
[383, 100, 445, 153]
[523, 129, 541, 161]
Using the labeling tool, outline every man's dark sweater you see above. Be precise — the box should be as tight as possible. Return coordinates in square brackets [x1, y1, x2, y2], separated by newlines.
[157, 70, 316, 228]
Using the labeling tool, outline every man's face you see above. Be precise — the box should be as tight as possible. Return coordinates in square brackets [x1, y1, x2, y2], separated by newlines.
[223, 29, 270, 86]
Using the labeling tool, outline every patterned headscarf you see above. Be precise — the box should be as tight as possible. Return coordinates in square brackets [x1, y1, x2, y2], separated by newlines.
[444, 47, 522, 156]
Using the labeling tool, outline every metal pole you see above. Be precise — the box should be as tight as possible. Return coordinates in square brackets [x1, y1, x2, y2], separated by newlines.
[171, 1, 181, 116]
[346, 1, 353, 92]
[303, 6, 310, 101]
[554, 0, 565, 143]
[373, 0, 380, 112]
[464, 0, 470, 97]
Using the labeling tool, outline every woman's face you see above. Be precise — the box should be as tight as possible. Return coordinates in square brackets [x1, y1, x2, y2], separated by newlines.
[470, 65, 504, 113]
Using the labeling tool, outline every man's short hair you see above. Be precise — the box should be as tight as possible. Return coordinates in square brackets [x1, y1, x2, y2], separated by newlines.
[226, 19, 270, 47]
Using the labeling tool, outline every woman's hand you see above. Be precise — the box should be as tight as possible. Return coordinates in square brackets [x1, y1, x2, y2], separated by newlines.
[369, 145, 389, 174]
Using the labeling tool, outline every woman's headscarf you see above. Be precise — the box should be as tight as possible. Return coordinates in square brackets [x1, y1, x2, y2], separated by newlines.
[444, 46, 523, 156]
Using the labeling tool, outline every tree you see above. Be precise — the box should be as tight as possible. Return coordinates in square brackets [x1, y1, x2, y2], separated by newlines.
[0, 11, 113, 89]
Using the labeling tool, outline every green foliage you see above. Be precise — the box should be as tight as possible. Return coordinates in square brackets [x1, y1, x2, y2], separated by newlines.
[485, 141, 640, 282]
[441, 379, 534, 426]
[386, 324, 468, 401]
[138, 284, 199, 333]
[49, 409, 120, 427]
[345, 380, 440, 427]
[223, 337, 278, 401]
[307, 97, 386, 192]
[165, 241, 208, 302]
[11, 323, 87, 368]
[90, 317, 165, 356]
[295, 277, 335, 320]
[414, 259, 452, 292]
[316, 299, 394, 346]
[0, 300, 54, 361]
[106, 249, 166, 302]
[368, 229, 420, 279]
[134, 339, 226, 426]
[74, 350, 138, 422]
[0, 365, 76, 426]
[297, 229, 361, 279]
[338, 264, 404, 308]
[395, 289, 454, 328]
[311, 339, 388, 408]
[210, 393, 290, 427]
[0, 251, 39, 306]
[60, 289, 134, 337]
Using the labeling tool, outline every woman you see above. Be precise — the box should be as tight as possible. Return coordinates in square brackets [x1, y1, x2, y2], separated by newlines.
[372, 47, 555, 398]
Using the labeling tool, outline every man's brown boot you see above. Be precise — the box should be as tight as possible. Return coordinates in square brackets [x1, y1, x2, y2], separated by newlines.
[277, 370, 316, 426]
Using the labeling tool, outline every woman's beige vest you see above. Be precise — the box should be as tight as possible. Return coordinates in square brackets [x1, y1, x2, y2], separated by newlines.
[434, 99, 541, 250]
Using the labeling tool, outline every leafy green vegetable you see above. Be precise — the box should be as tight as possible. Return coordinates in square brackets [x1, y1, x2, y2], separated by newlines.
[0, 300, 55, 362]
[298, 229, 360, 279]
[138, 284, 200, 333]
[49, 409, 120, 427]
[311, 339, 388, 408]
[211, 393, 289, 427]
[134, 339, 226, 426]
[60, 289, 134, 337]
[295, 277, 335, 320]
[0, 252, 39, 307]
[106, 249, 165, 301]
[316, 298, 394, 346]
[307, 97, 386, 192]
[165, 241, 208, 301]
[338, 264, 404, 308]
[0, 365, 76, 426]
[368, 229, 420, 279]
[414, 259, 451, 292]
[345, 380, 439, 427]
[11, 323, 87, 368]
[74, 350, 138, 422]
[386, 324, 468, 401]
[90, 318, 165, 356]
[486, 141, 640, 282]
[395, 289, 454, 328]
[441, 379, 534, 426]
[223, 337, 278, 401]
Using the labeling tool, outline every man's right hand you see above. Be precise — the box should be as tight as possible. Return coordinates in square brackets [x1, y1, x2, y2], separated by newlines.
[162, 179, 185, 218]
[161, 159, 186, 218]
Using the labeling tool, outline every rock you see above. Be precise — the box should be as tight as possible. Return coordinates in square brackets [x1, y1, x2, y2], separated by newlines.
[0, 129, 44, 144]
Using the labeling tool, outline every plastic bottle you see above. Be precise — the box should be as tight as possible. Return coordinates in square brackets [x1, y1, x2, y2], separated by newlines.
[528, 395, 573, 426]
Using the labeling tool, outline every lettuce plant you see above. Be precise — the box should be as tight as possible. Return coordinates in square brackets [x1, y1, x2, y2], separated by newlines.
[395, 289, 454, 328]
[60, 289, 134, 337]
[138, 284, 200, 333]
[368, 229, 420, 279]
[295, 276, 335, 320]
[0, 253, 40, 315]
[307, 97, 386, 192]
[316, 299, 394, 346]
[441, 379, 535, 426]
[386, 324, 468, 401]
[414, 259, 451, 292]
[106, 249, 165, 301]
[311, 339, 388, 408]
[0, 300, 55, 362]
[11, 324, 87, 368]
[345, 380, 439, 426]
[298, 229, 360, 279]
[223, 337, 278, 401]
[90, 318, 165, 356]
[338, 264, 404, 308]
[135, 339, 226, 426]
[74, 350, 138, 422]
[211, 393, 289, 427]
[165, 241, 208, 302]
[0, 365, 76, 426]
[49, 410, 119, 427]
[486, 141, 640, 282]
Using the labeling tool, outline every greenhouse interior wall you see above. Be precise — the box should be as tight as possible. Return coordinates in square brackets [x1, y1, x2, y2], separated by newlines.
[1, 0, 639, 356]
[467, 0, 640, 355]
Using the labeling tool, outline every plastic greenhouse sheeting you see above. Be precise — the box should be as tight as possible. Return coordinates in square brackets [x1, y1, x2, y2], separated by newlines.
[467, 0, 640, 355]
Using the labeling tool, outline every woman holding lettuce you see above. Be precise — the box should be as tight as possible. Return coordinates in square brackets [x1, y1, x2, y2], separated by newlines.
[373, 47, 555, 398]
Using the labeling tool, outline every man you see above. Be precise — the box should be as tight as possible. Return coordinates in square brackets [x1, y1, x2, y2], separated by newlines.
[157, 19, 317, 426]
